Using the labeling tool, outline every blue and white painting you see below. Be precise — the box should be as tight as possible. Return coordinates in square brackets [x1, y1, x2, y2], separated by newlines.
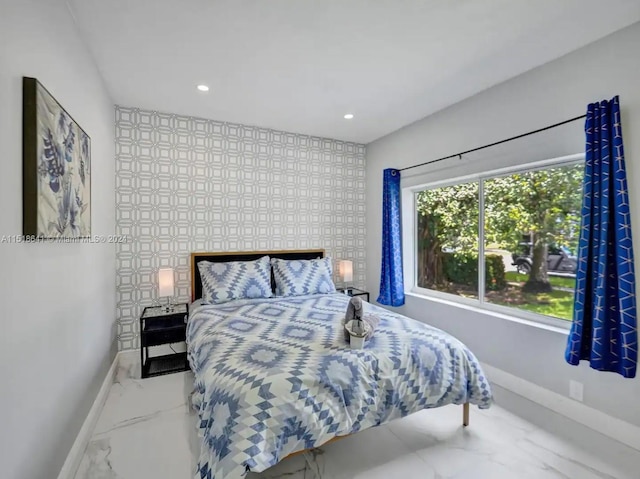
[35, 81, 91, 237]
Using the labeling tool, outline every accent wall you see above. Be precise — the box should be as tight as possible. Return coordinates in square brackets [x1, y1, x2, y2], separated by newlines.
[115, 107, 366, 350]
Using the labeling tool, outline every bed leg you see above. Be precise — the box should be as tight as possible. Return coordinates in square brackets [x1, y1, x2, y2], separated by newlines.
[302, 450, 322, 479]
[463, 402, 470, 427]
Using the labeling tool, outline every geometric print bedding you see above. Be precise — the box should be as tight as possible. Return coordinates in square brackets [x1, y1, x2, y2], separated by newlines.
[271, 257, 336, 297]
[186, 293, 492, 479]
[198, 256, 272, 304]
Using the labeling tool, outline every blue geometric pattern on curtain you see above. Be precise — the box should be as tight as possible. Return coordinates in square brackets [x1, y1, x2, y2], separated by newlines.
[378, 168, 405, 306]
[565, 96, 637, 378]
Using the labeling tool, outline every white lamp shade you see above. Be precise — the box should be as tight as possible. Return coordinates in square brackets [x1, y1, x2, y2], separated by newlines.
[339, 260, 353, 283]
[158, 268, 175, 298]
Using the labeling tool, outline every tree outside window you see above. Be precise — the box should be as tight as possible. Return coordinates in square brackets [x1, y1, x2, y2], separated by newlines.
[416, 162, 583, 321]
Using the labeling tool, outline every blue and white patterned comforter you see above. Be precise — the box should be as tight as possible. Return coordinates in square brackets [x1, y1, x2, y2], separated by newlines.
[187, 293, 492, 479]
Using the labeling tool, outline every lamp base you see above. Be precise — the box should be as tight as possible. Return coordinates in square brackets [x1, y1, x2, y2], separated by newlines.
[162, 298, 174, 313]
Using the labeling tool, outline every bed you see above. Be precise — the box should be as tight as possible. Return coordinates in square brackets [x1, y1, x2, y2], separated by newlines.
[187, 250, 492, 479]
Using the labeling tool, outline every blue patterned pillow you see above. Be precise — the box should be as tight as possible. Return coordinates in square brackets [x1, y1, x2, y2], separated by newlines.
[271, 257, 336, 297]
[198, 256, 273, 304]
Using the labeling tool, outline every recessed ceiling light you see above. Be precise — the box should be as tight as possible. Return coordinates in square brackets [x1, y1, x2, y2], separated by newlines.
[197, 84, 210, 92]
[344, 113, 354, 119]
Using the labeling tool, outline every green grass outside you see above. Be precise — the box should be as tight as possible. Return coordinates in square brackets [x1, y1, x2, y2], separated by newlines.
[501, 271, 575, 320]
[425, 271, 576, 321]
[504, 271, 576, 290]
[489, 289, 574, 321]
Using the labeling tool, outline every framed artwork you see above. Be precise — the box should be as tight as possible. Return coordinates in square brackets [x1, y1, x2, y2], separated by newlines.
[23, 77, 91, 238]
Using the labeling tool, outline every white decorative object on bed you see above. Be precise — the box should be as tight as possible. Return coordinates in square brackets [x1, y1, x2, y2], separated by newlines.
[344, 319, 368, 349]
[187, 251, 492, 479]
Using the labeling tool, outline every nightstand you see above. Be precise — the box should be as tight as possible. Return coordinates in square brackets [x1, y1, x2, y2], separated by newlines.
[140, 303, 189, 378]
[337, 287, 370, 302]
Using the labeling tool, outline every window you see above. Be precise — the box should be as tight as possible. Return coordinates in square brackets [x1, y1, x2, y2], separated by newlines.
[414, 159, 583, 323]
[416, 181, 479, 299]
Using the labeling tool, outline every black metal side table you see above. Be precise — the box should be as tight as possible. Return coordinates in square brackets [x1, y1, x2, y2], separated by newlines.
[337, 287, 370, 302]
[140, 303, 189, 378]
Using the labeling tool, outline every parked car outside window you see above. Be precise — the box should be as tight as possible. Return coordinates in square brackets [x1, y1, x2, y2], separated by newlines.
[511, 242, 577, 275]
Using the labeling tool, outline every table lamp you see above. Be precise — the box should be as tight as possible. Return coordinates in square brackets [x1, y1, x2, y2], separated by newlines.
[158, 267, 175, 312]
[339, 260, 353, 294]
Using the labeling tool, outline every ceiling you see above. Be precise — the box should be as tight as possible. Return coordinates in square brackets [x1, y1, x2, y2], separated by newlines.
[67, 0, 640, 144]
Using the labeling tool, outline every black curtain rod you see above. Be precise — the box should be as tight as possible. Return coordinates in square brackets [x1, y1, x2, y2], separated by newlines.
[398, 114, 587, 172]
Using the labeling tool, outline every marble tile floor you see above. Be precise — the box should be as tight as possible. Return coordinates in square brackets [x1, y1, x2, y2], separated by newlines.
[74, 356, 640, 479]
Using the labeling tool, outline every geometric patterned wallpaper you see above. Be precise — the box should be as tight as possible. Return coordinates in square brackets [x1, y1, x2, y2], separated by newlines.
[115, 106, 367, 350]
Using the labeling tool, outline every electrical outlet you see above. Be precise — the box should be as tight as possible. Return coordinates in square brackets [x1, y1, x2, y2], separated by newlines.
[569, 380, 584, 402]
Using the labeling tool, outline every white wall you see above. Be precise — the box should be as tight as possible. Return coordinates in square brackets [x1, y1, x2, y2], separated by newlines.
[366, 22, 640, 428]
[0, 1, 116, 478]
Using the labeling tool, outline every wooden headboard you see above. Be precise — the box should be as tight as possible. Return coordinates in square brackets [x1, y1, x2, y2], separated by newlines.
[190, 249, 326, 301]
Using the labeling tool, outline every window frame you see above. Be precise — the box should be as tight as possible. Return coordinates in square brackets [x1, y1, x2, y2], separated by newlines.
[404, 153, 585, 329]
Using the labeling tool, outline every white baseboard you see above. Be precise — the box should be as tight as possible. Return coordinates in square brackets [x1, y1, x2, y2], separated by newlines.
[482, 362, 640, 452]
[118, 348, 138, 363]
[56, 352, 121, 479]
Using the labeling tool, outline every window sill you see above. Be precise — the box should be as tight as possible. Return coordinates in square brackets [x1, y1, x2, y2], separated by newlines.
[404, 291, 571, 336]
